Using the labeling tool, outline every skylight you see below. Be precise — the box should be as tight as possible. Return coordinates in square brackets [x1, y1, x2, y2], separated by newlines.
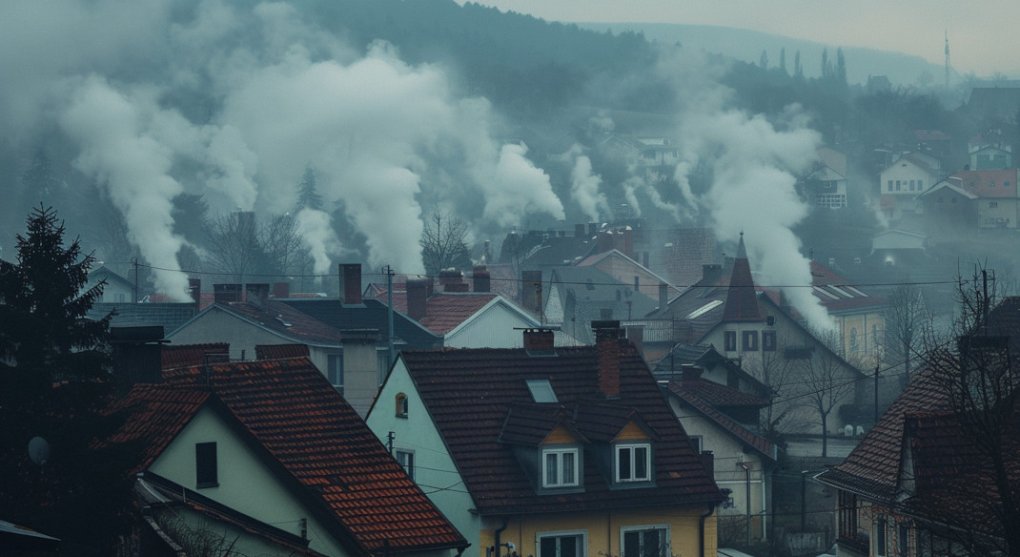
[686, 299, 723, 319]
[526, 379, 558, 403]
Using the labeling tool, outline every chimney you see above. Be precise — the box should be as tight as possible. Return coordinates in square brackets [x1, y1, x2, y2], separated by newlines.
[438, 269, 463, 289]
[272, 282, 290, 299]
[213, 283, 242, 304]
[407, 279, 428, 320]
[521, 270, 542, 314]
[622, 226, 634, 258]
[110, 326, 166, 393]
[575, 223, 586, 238]
[340, 329, 380, 417]
[592, 320, 622, 398]
[596, 230, 614, 254]
[472, 266, 491, 293]
[188, 278, 201, 309]
[245, 283, 270, 309]
[701, 264, 723, 285]
[681, 364, 703, 382]
[658, 282, 669, 309]
[339, 264, 362, 305]
[700, 450, 714, 475]
[523, 328, 555, 352]
[425, 275, 435, 298]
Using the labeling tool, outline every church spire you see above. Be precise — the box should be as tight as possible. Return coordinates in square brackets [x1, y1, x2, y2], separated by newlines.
[722, 233, 764, 322]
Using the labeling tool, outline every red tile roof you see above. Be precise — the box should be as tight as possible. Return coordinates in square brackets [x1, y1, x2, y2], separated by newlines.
[255, 343, 310, 360]
[419, 293, 499, 334]
[953, 169, 1019, 199]
[114, 358, 466, 554]
[400, 342, 723, 516]
[108, 385, 210, 471]
[808, 261, 886, 313]
[161, 343, 230, 370]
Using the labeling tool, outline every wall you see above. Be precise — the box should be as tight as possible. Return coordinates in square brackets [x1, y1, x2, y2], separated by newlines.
[150, 406, 348, 557]
[168, 308, 286, 361]
[445, 301, 537, 349]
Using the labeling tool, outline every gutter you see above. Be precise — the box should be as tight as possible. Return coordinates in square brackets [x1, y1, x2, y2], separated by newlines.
[699, 504, 715, 557]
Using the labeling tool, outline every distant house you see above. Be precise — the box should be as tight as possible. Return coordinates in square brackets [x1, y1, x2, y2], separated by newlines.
[366, 324, 724, 557]
[917, 177, 979, 234]
[968, 142, 1012, 170]
[878, 152, 941, 220]
[86, 265, 135, 303]
[809, 260, 887, 367]
[109, 355, 467, 557]
[544, 266, 658, 345]
[576, 248, 679, 303]
[804, 146, 849, 209]
[953, 168, 1020, 228]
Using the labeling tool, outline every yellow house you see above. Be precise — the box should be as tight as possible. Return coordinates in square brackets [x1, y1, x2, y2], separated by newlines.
[367, 324, 724, 557]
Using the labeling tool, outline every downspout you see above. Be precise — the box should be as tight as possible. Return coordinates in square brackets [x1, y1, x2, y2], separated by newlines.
[698, 504, 714, 557]
[739, 462, 751, 545]
[493, 517, 509, 557]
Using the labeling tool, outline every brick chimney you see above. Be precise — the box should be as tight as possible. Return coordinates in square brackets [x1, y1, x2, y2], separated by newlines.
[681, 364, 703, 382]
[445, 282, 470, 293]
[592, 320, 622, 398]
[213, 283, 242, 304]
[406, 279, 428, 321]
[472, 265, 491, 293]
[272, 282, 290, 299]
[523, 328, 555, 352]
[339, 264, 362, 305]
[245, 283, 270, 309]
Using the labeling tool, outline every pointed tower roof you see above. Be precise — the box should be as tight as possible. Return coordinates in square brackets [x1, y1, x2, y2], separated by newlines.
[722, 233, 764, 322]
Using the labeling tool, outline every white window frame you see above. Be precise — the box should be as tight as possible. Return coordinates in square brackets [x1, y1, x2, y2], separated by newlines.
[395, 449, 414, 480]
[615, 442, 652, 483]
[620, 525, 670, 557]
[542, 447, 580, 488]
[536, 530, 586, 557]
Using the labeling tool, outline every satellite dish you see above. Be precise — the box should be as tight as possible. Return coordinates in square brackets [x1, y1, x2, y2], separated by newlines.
[28, 436, 50, 466]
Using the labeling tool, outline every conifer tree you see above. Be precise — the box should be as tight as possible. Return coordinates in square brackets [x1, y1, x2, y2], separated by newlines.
[0, 206, 135, 556]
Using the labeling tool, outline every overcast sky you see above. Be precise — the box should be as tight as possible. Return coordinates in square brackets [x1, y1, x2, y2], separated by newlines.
[461, 0, 1020, 78]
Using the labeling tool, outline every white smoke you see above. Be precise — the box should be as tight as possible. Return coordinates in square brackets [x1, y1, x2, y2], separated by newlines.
[660, 49, 834, 331]
[1, 0, 568, 293]
[566, 145, 609, 222]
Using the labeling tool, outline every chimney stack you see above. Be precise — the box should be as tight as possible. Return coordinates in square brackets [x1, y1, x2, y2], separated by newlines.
[407, 279, 428, 320]
[472, 266, 491, 293]
[245, 283, 270, 309]
[438, 269, 463, 290]
[592, 320, 622, 398]
[658, 282, 669, 309]
[213, 283, 242, 304]
[188, 278, 201, 309]
[523, 328, 555, 352]
[339, 264, 362, 305]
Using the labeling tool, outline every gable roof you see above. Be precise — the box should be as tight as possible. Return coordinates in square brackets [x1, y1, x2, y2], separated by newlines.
[722, 236, 763, 322]
[87, 265, 135, 291]
[89, 302, 197, 333]
[115, 358, 466, 555]
[919, 178, 979, 200]
[666, 383, 775, 461]
[548, 266, 658, 342]
[654, 344, 771, 397]
[420, 293, 501, 335]
[280, 299, 442, 348]
[399, 342, 723, 516]
[809, 260, 886, 314]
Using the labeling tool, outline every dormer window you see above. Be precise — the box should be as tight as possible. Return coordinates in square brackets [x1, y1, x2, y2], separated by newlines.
[615, 442, 651, 483]
[542, 447, 579, 488]
[395, 393, 409, 418]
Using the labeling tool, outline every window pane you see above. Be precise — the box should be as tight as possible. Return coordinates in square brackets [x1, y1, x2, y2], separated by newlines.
[642, 530, 661, 557]
[634, 447, 648, 479]
[560, 536, 577, 557]
[618, 447, 632, 480]
[546, 452, 558, 485]
[563, 452, 575, 484]
[540, 538, 557, 557]
[624, 532, 639, 557]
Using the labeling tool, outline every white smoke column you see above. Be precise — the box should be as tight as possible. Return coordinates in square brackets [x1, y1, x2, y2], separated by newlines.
[487, 143, 565, 227]
[569, 150, 609, 222]
[61, 76, 190, 300]
[295, 208, 340, 275]
[204, 125, 259, 211]
[662, 50, 834, 331]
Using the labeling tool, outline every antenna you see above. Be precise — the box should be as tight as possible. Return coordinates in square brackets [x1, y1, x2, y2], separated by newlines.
[944, 29, 951, 90]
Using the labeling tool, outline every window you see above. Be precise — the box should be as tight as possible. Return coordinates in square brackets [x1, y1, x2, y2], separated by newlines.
[622, 526, 669, 557]
[196, 442, 218, 488]
[898, 523, 909, 556]
[838, 491, 859, 541]
[990, 201, 999, 208]
[395, 393, 409, 418]
[395, 449, 414, 479]
[542, 448, 579, 488]
[887, 180, 893, 191]
[724, 331, 737, 352]
[762, 330, 776, 351]
[527, 379, 558, 403]
[615, 443, 651, 483]
[742, 330, 758, 351]
[874, 516, 887, 557]
[327, 353, 343, 390]
[538, 533, 584, 557]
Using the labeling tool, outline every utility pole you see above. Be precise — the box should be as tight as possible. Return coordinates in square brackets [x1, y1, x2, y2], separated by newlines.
[386, 265, 395, 365]
[874, 363, 880, 425]
[133, 257, 139, 303]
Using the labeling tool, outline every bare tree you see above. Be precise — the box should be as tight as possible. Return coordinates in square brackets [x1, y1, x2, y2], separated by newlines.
[420, 212, 471, 276]
[886, 284, 928, 386]
[919, 268, 1020, 555]
[801, 330, 860, 457]
[757, 343, 800, 439]
[204, 211, 311, 283]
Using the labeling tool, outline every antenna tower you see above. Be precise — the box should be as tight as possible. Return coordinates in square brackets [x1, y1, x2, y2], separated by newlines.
[944, 30, 951, 89]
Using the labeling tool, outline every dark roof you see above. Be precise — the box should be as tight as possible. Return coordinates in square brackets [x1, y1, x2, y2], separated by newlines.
[671, 378, 769, 408]
[216, 301, 345, 345]
[161, 343, 230, 370]
[400, 342, 723, 516]
[256, 343, 310, 360]
[666, 383, 775, 461]
[653, 344, 770, 397]
[722, 236, 764, 322]
[114, 358, 466, 555]
[89, 302, 197, 333]
[281, 299, 442, 348]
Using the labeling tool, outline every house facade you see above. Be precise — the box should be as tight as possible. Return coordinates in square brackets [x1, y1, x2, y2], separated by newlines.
[879, 153, 941, 220]
[366, 325, 724, 557]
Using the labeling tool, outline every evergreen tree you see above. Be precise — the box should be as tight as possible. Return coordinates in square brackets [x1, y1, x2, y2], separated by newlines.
[794, 50, 804, 79]
[759, 49, 769, 69]
[296, 166, 323, 211]
[779, 47, 787, 74]
[836, 47, 848, 84]
[0, 206, 135, 556]
[821, 48, 832, 79]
